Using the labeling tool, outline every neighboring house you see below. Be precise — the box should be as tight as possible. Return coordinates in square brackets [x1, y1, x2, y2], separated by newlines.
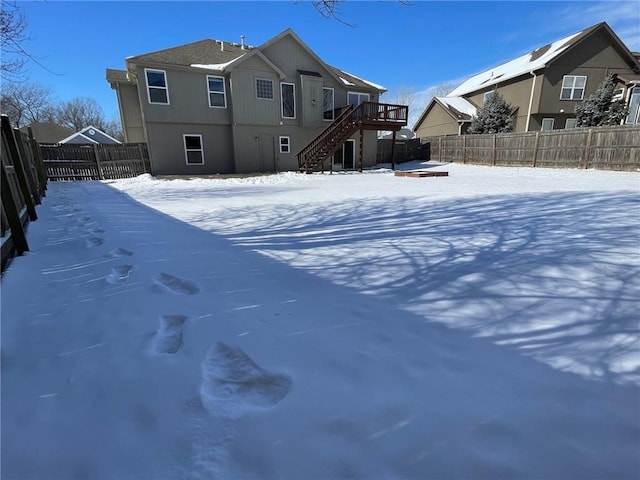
[19, 122, 74, 144]
[59, 126, 121, 145]
[107, 28, 402, 175]
[414, 22, 640, 137]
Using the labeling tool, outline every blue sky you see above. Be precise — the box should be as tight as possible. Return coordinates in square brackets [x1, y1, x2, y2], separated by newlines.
[15, 0, 640, 122]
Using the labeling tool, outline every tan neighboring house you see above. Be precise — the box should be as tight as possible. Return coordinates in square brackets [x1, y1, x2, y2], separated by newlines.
[414, 22, 640, 137]
[106, 28, 399, 175]
[19, 122, 74, 144]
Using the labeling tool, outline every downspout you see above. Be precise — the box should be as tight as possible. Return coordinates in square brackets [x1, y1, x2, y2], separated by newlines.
[525, 71, 537, 132]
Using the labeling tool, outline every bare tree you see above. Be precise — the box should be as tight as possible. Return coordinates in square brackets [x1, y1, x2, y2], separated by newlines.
[0, 82, 55, 127]
[0, 1, 28, 80]
[55, 97, 106, 131]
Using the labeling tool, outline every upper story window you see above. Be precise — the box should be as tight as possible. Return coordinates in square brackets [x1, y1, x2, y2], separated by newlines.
[256, 78, 274, 99]
[626, 87, 640, 124]
[207, 75, 226, 108]
[348, 92, 369, 107]
[281, 83, 295, 119]
[183, 134, 204, 165]
[483, 91, 495, 104]
[560, 75, 587, 100]
[145, 69, 169, 104]
[323, 87, 334, 121]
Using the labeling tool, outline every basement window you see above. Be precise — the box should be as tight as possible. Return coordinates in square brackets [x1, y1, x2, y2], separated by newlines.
[145, 69, 169, 104]
[541, 118, 555, 131]
[279, 136, 290, 154]
[183, 134, 204, 165]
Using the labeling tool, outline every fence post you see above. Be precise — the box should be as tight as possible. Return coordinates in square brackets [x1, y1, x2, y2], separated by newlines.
[532, 131, 540, 167]
[439, 136, 443, 162]
[492, 134, 497, 166]
[583, 128, 593, 169]
[93, 144, 105, 179]
[1, 116, 37, 221]
[1, 159, 29, 255]
[14, 128, 41, 205]
[27, 126, 48, 195]
[462, 134, 466, 164]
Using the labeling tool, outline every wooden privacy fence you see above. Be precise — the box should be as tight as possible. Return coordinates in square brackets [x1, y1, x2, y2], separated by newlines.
[376, 138, 427, 163]
[1, 115, 48, 271]
[421, 125, 640, 171]
[40, 143, 151, 180]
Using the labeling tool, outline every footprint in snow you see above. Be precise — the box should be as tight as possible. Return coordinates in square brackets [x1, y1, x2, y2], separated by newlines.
[199, 342, 292, 419]
[105, 265, 133, 284]
[153, 273, 200, 295]
[155, 315, 188, 354]
[110, 247, 133, 257]
[85, 237, 104, 247]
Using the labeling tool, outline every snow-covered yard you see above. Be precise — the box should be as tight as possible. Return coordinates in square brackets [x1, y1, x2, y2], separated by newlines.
[2, 161, 639, 479]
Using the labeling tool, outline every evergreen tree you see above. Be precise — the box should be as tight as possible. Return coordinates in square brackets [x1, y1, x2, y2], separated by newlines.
[468, 92, 514, 134]
[575, 75, 627, 127]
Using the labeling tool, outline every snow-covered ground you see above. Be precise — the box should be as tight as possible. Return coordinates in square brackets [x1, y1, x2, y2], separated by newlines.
[2, 161, 639, 479]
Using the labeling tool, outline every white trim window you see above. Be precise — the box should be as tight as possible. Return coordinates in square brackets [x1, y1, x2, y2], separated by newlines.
[565, 118, 578, 129]
[145, 69, 169, 104]
[323, 87, 334, 121]
[483, 91, 496, 104]
[256, 78, 274, 99]
[625, 87, 640, 124]
[281, 83, 296, 119]
[183, 134, 204, 165]
[207, 75, 226, 108]
[560, 75, 587, 100]
[347, 92, 369, 107]
[279, 136, 290, 154]
[541, 118, 555, 131]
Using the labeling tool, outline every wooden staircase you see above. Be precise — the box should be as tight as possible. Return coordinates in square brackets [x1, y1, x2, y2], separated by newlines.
[297, 102, 408, 173]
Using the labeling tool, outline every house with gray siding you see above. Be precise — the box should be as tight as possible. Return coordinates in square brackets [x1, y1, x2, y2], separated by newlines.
[414, 22, 640, 137]
[107, 29, 405, 175]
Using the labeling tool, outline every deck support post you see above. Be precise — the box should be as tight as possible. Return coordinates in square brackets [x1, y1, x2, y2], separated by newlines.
[390, 130, 397, 171]
[358, 126, 364, 173]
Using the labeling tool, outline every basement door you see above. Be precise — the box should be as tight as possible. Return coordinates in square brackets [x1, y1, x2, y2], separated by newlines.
[259, 136, 276, 172]
[333, 139, 356, 170]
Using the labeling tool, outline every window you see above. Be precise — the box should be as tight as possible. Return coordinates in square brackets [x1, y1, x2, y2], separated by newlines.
[541, 118, 555, 131]
[560, 75, 587, 100]
[626, 87, 640, 124]
[565, 118, 578, 129]
[279, 136, 290, 154]
[256, 78, 274, 99]
[323, 87, 334, 121]
[207, 75, 226, 108]
[483, 91, 495, 104]
[347, 92, 369, 107]
[145, 69, 169, 104]
[281, 83, 295, 118]
[183, 134, 204, 165]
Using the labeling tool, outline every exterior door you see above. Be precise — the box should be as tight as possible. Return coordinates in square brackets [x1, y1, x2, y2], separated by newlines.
[259, 136, 275, 172]
[333, 139, 356, 170]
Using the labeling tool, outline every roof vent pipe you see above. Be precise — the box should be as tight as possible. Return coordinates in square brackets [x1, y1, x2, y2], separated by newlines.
[218, 40, 224, 52]
[240, 35, 246, 50]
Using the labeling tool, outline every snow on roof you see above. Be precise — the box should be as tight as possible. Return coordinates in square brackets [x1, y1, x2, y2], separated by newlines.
[191, 57, 244, 71]
[447, 30, 583, 97]
[338, 69, 386, 91]
[340, 77, 355, 86]
[437, 96, 477, 119]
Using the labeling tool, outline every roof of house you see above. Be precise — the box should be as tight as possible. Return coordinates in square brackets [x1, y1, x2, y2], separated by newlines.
[412, 96, 477, 131]
[19, 122, 74, 144]
[59, 126, 121, 145]
[113, 29, 385, 93]
[447, 22, 639, 98]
